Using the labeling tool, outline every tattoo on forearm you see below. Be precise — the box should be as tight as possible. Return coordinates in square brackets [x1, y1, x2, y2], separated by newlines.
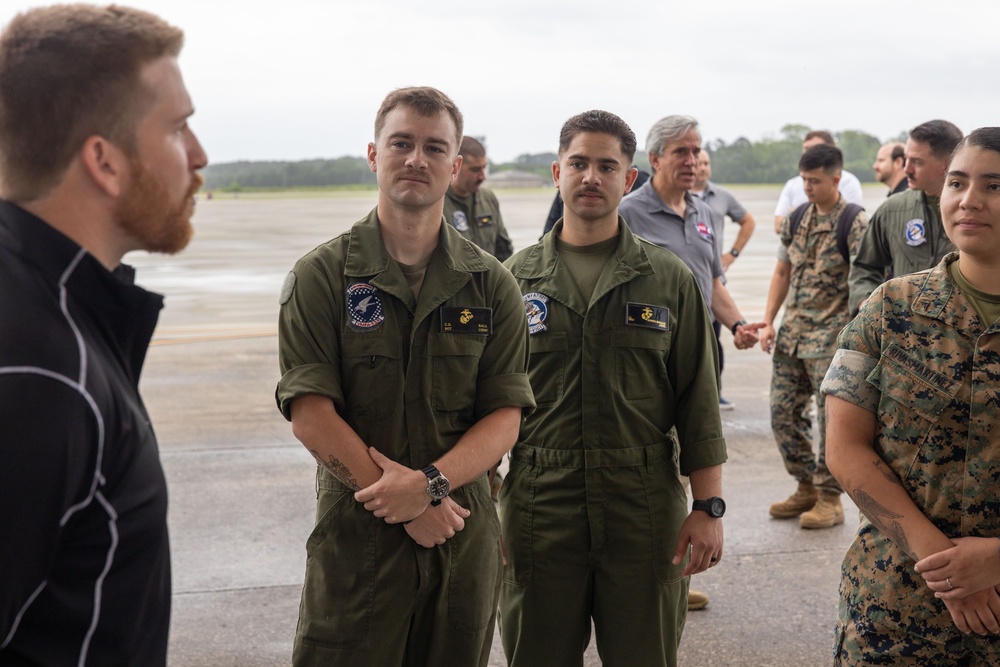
[872, 461, 903, 487]
[851, 489, 915, 559]
[310, 450, 360, 490]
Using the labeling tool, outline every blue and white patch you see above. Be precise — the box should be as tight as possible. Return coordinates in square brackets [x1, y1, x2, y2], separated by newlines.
[452, 210, 470, 232]
[523, 292, 549, 335]
[346, 282, 384, 331]
[905, 218, 927, 246]
[696, 220, 713, 241]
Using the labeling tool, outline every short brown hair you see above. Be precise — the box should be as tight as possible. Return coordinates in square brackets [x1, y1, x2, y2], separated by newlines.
[0, 4, 184, 201]
[459, 136, 486, 159]
[559, 110, 637, 164]
[804, 130, 836, 146]
[373, 86, 463, 150]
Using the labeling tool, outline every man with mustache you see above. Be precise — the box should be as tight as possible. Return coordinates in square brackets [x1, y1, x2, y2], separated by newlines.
[276, 86, 534, 667]
[0, 5, 208, 665]
[501, 110, 726, 667]
[443, 135, 514, 260]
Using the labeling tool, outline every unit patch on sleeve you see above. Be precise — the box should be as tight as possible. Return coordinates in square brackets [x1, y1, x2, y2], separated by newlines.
[523, 292, 549, 335]
[626, 302, 669, 331]
[346, 282, 384, 331]
[441, 306, 493, 335]
[279, 271, 296, 305]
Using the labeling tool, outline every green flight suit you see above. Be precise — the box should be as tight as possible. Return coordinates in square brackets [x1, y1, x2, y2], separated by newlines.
[499, 219, 727, 667]
[848, 188, 955, 313]
[276, 208, 535, 667]
[443, 186, 514, 261]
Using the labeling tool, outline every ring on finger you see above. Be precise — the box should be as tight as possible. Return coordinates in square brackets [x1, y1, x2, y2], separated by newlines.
[946, 577, 954, 590]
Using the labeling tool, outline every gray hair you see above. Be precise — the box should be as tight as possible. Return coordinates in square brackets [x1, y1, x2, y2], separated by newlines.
[645, 115, 699, 157]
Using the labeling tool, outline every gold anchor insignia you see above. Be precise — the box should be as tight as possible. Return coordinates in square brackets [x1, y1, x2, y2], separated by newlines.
[641, 307, 653, 321]
[460, 308, 474, 324]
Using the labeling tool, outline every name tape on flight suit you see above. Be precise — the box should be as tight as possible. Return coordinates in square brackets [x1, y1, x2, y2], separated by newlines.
[626, 303, 669, 331]
[440, 306, 493, 335]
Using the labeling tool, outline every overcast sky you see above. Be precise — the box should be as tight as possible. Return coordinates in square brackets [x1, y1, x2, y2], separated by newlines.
[3, 0, 996, 164]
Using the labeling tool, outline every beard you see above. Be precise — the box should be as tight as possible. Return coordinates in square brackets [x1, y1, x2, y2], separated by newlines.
[114, 158, 203, 255]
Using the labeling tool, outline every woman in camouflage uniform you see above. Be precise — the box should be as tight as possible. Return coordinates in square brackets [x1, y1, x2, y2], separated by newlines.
[823, 127, 1000, 665]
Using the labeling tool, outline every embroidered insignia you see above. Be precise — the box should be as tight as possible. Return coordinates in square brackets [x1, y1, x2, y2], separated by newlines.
[440, 306, 493, 334]
[626, 303, 669, 331]
[696, 221, 713, 240]
[346, 282, 384, 331]
[905, 218, 927, 246]
[523, 292, 549, 335]
[279, 271, 296, 305]
[477, 215, 494, 226]
[452, 211, 470, 232]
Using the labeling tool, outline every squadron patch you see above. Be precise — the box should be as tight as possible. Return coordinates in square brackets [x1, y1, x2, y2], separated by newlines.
[452, 211, 470, 232]
[279, 271, 296, 305]
[696, 221, 713, 241]
[346, 282, 384, 331]
[523, 292, 549, 335]
[441, 306, 493, 335]
[905, 218, 927, 246]
[626, 303, 669, 331]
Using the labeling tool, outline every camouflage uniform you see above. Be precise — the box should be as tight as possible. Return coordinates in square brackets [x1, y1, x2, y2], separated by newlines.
[772, 198, 867, 492]
[848, 189, 955, 314]
[821, 253, 1000, 664]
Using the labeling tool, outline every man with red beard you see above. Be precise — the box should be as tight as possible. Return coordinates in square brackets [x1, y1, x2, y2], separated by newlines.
[0, 5, 207, 666]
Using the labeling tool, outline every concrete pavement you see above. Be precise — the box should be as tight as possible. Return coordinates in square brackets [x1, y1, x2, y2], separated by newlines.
[129, 184, 890, 666]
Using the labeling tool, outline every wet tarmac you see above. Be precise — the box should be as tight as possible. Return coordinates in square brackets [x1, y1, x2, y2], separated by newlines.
[128, 183, 891, 666]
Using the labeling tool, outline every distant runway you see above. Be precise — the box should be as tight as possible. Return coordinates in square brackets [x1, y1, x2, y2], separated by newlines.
[129, 185, 888, 666]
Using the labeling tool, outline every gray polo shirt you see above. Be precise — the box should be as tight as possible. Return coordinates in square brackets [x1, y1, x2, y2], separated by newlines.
[692, 181, 747, 254]
[619, 179, 723, 310]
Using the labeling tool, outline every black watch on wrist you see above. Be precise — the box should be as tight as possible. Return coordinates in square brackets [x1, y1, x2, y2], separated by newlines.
[730, 320, 747, 336]
[729, 247, 740, 258]
[421, 464, 451, 506]
[692, 497, 726, 518]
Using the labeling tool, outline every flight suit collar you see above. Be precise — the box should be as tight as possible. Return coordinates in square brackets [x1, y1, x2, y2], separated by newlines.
[512, 217, 653, 315]
[343, 206, 490, 320]
[910, 252, 987, 335]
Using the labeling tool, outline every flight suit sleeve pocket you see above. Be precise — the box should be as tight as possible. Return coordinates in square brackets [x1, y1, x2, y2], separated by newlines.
[614, 326, 671, 403]
[869, 344, 959, 424]
[428, 332, 487, 413]
[526, 332, 567, 408]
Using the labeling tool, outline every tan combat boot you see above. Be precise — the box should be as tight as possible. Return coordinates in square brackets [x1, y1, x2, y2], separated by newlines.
[768, 481, 818, 519]
[688, 589, 709, 611]
[799, 491, 845, 529]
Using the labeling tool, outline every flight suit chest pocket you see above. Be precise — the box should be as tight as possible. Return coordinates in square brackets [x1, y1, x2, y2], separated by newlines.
[868, 343, 960, 470]
[341, 333, 401, 420]
[526, 332, 568, 408]
[428, 332, 486, 413]
[613, 326, 671, 402]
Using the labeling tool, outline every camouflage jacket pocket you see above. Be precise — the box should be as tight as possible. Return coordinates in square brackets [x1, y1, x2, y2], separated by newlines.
[870, 344, 959, 423]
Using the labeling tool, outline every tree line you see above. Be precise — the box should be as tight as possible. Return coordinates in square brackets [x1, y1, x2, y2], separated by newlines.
[202, 125, 902, 191]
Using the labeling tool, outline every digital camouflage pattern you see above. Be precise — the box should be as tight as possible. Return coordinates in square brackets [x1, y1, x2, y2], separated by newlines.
[848, 189, 955, 314]
[822, 253, 1000, 656]
[772, 199, 867, 491]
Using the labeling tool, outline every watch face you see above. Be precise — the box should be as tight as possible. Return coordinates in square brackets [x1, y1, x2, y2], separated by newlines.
[709, 498, 726, 517]
[428, 475, 450, 500]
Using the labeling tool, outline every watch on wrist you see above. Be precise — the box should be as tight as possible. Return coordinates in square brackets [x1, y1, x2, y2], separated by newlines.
[692, 496, 726, 518]
[730, 320, 747, 336]
[729, 247, 740, 258]
[421, 464, 451, 506]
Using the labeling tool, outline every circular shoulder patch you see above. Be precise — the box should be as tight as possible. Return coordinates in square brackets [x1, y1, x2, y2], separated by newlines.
[905, 218, 926, 246]
[452, 210, 470, 232]
[279, 271, 296, 305]
[523, 292, 549, 335]
[347, 282, 384, 330]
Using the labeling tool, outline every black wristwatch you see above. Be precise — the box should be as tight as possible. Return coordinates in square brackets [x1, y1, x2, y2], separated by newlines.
[421, 464, 450, 506]
[692, 497, 726, 518]
[729, 247, 740, 258]
[730, 320, 747, 336]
